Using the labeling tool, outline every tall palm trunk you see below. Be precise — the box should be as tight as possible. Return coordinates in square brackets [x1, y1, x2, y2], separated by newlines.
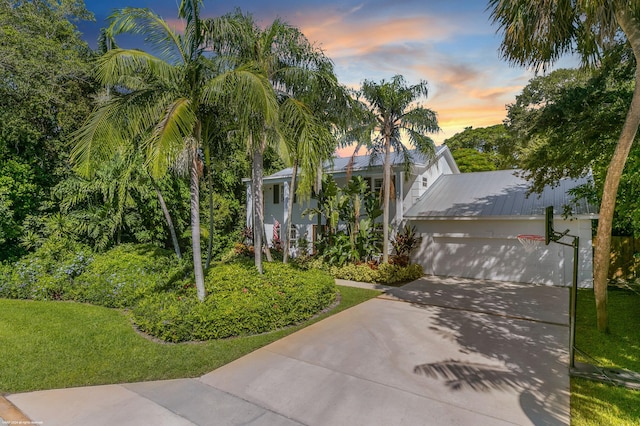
[204, 146, 214, 268]
[593, 8, 640, 333]
[283, 161, 298, 264]
[148, 173, 182, 259]
[189, 135, 205, 301]
[382, 133, 392, 264]
[252, 137, 265, 274]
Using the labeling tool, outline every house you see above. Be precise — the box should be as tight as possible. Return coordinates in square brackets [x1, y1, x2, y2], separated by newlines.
[245, 145, 459, 254]
[246, 147, 597, 287]
[404, 170, 597, 287]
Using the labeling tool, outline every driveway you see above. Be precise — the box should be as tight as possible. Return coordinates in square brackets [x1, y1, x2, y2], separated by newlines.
[5, 276, 570, 425]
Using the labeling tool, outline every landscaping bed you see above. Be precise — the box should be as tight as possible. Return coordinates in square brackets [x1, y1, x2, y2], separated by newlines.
[0, 242, 337, 343]
[0, 285, 380, 393]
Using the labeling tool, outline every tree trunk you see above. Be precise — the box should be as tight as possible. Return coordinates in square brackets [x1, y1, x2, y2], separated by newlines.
[204, 146, 214, 269]
[593, 8, 640, 332]
[382, 133, 392, 263]
[190, 145, 206, 301]
[252, 141, 264, 274]
[283, 161, 298, 264]
[149, 173, 182, 259]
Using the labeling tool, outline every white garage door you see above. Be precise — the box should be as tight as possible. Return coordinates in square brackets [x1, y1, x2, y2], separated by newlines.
[423, 235, 564, 285]
[408, 219, 594, 287]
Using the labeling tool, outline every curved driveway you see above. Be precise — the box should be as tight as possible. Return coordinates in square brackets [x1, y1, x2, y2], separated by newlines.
[5, 276, 570, 425]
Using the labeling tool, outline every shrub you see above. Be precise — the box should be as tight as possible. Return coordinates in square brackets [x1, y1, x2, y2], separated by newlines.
[132, 260, 337, 342]
[71, 244, 183, 308]
[391, 225, 422, 261]
[329, 262, 423, 285]
[0, 236, 93, 300]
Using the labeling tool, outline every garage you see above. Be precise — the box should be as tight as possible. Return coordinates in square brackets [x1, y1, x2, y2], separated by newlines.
[404, 170, 597, 287]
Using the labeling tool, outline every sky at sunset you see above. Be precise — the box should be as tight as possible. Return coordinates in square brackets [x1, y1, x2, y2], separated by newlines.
[78, 0, 578, 148]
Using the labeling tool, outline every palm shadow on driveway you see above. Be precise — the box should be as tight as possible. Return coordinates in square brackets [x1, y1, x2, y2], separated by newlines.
[385, 276, 570, 425]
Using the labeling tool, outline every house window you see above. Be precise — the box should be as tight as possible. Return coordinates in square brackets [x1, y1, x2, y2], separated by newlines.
[422, 177, 428, 187]
[374, 176, 396, 197]
[374, 178, 383, 195]
[364, 177, 372, 191]
[290, 225, 297, 241]
[273, 184, 280, 204]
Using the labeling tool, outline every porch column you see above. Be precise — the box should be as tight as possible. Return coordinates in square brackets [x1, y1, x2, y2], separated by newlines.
[283, 181, 291, 255]
[246, 183, 252, 229]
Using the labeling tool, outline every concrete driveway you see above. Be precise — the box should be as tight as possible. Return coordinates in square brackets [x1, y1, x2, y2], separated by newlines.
[4, 276, 570, 425]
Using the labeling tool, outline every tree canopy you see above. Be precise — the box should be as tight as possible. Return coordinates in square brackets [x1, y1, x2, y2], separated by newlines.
[444, 124, 517, 171]
[0, 0, 96, 260]
[507, 44, 640, 236]
[489, 0, 640, 332]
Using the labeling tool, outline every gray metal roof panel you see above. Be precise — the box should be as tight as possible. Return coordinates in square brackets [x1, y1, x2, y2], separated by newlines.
[404, 169, 597, 218]
[264, 146, 447, 180]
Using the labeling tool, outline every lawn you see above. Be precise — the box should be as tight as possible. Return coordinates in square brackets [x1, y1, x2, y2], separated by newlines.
[571, 286, 640, 425]
[0, 285, 380, 394]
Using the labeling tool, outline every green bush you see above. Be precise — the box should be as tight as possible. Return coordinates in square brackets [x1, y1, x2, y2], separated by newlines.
[330, 262, 423, 285]
[0, 237, 93, 300]
[70, 244, 184, 308]
[132, 260, 337, 342]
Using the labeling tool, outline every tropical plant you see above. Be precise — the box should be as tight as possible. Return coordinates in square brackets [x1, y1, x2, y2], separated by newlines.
[390, 224, 422, 266]
[280, 96, 339, 264]
[488, 0, 640, 332]
[347, 75, 439, 263]
[210, 10, 336, 273]
[305, 175, 383, 266]
[70, 1, 256, 300]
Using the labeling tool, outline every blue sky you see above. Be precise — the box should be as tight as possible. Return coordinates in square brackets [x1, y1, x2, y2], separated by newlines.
[78, 0, 578, 146]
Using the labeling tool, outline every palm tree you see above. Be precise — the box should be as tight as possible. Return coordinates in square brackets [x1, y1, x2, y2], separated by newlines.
[280, 98, 334, 263]
[71, 1, 253, 301]
[212, 11, 337, 272]
[488, 0, 640, 333]
[348, 75, 439, 263]
[280, 72, 353, 263]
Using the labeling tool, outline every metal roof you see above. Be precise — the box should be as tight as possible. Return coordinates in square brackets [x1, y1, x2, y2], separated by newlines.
[404, 169, 597, 219]
[265, 146, 448, 180]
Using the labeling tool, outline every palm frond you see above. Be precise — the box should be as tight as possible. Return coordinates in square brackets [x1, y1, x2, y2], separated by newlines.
[70, 101, 127, 178]
[144, 97, 197, 178]
[400, 108, 441, 135]
[96, 48, 179, 87]
[203, 64, 279, 135]
[108, 7, 185, 64]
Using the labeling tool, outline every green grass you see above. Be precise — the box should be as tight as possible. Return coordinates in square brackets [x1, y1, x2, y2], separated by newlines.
[0, 285, 380, 394]
[571, 287, 640, 425]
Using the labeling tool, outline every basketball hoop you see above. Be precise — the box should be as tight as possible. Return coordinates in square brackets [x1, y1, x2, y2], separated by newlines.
[517, 234, 545, 252]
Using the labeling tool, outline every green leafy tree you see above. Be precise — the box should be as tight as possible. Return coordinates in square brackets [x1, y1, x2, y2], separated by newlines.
[0, 0, 95, 260]
[444, 124, 517, 169]
[489, 0, 640, 332]
[349, 75, 439, 263]
[280, 98, 334, 264]
[450, 148, 498, 173]
[507, 46, 640, 237]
